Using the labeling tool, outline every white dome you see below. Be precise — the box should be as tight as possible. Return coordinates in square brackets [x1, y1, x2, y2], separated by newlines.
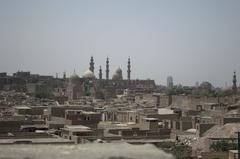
[83, 69, 96, 79]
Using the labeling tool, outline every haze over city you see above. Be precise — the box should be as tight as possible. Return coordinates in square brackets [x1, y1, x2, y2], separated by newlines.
[0, 0, 240, 87]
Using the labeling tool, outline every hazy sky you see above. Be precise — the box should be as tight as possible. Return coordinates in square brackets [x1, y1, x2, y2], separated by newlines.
[0, 0, 240, 87]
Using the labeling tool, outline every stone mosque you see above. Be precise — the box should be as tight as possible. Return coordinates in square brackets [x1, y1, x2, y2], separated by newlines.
[67, 57, 156, 100]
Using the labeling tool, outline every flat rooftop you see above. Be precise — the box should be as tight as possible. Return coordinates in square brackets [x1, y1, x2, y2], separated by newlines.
[0, 138, 73, 144]
[143, 118, 158, 121]
[158, 108, 174, 115]
[61, 125, 93, 132]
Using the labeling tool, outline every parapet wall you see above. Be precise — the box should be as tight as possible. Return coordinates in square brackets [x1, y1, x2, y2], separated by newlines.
[168, 95, 236, 110]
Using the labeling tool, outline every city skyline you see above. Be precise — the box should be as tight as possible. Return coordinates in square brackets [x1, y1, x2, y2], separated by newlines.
[1, 58, 238, 89]
[0, 0, 240, 87]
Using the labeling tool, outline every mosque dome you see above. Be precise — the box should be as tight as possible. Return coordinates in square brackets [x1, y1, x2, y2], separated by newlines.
[70, 73, 79, 79]
[83, 69, 96, 79]
[69, 73, 80, 84]
[112, 67, 123, 80]
[116, 67, 122, 74]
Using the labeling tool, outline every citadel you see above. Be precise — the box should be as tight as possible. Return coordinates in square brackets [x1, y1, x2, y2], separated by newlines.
[67, 56, 155, 100]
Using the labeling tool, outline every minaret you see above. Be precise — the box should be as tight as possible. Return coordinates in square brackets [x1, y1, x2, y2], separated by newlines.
[233, 71, 237, 94]
[106, 57, 109, 80]
[89, 56, 95, 73]
[127, 57, 131, 80]
[63, 72, 66, 79]
[99, 66, 102, 80]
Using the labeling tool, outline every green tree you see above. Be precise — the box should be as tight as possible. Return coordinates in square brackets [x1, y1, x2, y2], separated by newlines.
[210, 140, 237, 152]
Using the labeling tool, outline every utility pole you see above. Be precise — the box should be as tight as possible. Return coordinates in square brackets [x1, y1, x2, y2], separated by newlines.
[236, 132, 240, 159]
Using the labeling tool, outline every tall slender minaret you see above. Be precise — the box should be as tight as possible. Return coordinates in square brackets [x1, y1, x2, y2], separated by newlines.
[99, 66, 102, 80]
[89, 56, 95, 73]
[106, 57, 109, 80]
[233, 71, 237, 94]
[63, 72, 66, 79]
[127, 57, 131, 80]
